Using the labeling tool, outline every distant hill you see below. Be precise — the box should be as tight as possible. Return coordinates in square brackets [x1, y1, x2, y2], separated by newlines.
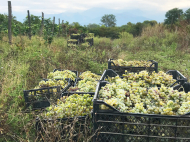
[44, 8, 154, 26]
[12, 7, 167, 26]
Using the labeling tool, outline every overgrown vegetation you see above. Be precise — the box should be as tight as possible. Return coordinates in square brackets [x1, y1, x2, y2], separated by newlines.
[1, 20, 190, 141]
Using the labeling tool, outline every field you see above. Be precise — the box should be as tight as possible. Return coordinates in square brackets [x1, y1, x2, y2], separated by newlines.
[1, 23, 190, 141]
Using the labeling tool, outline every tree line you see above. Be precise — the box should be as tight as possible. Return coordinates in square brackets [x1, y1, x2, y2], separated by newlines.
[0, 13, 157, 40]
[0, 7, 190, 40]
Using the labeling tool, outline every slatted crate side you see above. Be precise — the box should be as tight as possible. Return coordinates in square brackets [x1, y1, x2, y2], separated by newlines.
[23, 86, 61, 110]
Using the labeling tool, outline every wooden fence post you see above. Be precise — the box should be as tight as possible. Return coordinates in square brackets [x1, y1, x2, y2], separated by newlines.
[66, 25, 67, 37]
[27, 10, 31, 40]
[40, 12, 44, 36]
[62, 20, 64, 37]
[58, 18, 60, 37]
[8, 1, 12, 44]
[52, 16, 55, 34]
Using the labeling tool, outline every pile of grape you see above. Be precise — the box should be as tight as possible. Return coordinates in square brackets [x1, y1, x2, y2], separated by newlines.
[112, 59, 153, 67]
[67, 43, 77, 47]
[68, 77, 98, 92]
[99, 76, 190, 115]
[38, 79, 68, 89]
[124, 70, 176, 87]
[45, 94, 93, 118]
[79, 71, 101, 80]
[47, 70, 77, 80]
[68, 39, 78, 42]
[106, 70, 176, 88]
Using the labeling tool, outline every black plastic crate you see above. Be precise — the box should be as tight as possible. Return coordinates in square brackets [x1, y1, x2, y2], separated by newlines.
[67, 39, 79, 45]
[93, 112, 190, 142]
[100, 69, 118, 81]
[70, 34, 81, 40]
[80, 33, 87, 43]
[84, 38, 93, 46]
[93, 81, 190, 142]
[61, 91, 94, 97]
[70, 33, 87, 43]
[100, 69, 187, 89]
[181, 82, 190, 94]
[36, 92, 94, 141]
[23, 86, 61, 110]
[166, 70, 187, 87]
[108, 59, 158, 76]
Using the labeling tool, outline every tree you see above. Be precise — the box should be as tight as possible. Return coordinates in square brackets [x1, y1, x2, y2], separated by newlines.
[100, 14, 116, 27]
[0, 14, 6, 25]
[143, 20, 157, 26]
[87, 23, 100, 29]
[184, 8, 190, 23]
[70, 22, 80, 28]
[164, 8, 183, 25]
[134, 22, 144, 36]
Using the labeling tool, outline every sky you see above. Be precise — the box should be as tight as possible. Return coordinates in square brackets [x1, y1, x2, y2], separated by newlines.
[1, 0, 190, 14]
[1, 0, 190, 24]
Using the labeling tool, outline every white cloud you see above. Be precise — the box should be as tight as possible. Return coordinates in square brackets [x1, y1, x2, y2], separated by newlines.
[1, 0, 190, 15]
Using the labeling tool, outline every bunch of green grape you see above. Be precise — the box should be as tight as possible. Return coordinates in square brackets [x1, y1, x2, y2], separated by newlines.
[99, 76, 190, 115]
[80, 42, 89, 47]
[79, 71, 101, 80]
[68, 77, 98, 92]
[38, 79, 68, 89]
[112, 59, 153, 67]
[68, 43, 77, 47]
[45, 94, 93, 118]
[68, 39, 78, 41]
[47, 70, 76, 80]
[106, 70, 176, 87]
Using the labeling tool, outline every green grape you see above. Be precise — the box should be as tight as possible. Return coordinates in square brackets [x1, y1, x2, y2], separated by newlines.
[122, 70, 176, 87]
[45, 94, 93, 119]
[47, 70, 76, 80]
[79, 71, 101, 80]
[69, 77, 98, 92]
[99, 77, 190, 115]
[112, 59, 153, 67]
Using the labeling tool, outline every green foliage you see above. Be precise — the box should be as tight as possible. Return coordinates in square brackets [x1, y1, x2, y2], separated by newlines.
[87, 23, 100, 29]
[143, 20, 157, 26]
[184, 8, 190, 23]
[87, 33, 94, 37]
[42, 18, 56, 46]
[119, 21, 157, 37]
[164, 8, 183, 25]
[100, 14, 116, 27]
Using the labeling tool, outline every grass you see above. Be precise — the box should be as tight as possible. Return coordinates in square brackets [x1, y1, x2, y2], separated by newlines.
[1, 23, 190, 141]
